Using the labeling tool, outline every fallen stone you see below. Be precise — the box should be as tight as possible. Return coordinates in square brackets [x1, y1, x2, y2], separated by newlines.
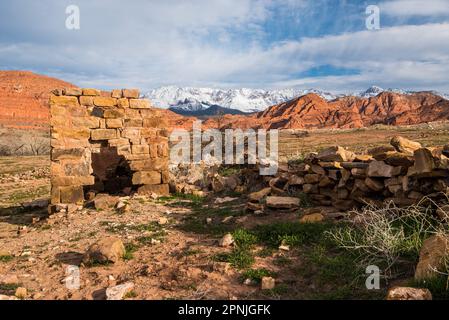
[261, 277, 276, 290]
[386, 287, 432, 300]
[367, 161, 395, 178]
[390, 136, 422, 154]
[247, 202, 264, 211]
[300, 213, 324, 223]
[365, 177, 384, 192]
[317, 146, 355, 162]
[94, 194, 120, 211]
[288, 175, 305, 186]
[415, 234, 449, 280]
[436, 205, 449, 220]
[106, 282, 135, 300]
[83, 237, 126, 265]
[214, 197, 238, 204]
[266, 196, 300, 209]
[219, 233, 234, 247]
[15, 287, 27, 299]
[0, 274, 19, 285]
[0, 295, 19, 301]
[158, 217, 168, 225]
[409, 148, 436, 176]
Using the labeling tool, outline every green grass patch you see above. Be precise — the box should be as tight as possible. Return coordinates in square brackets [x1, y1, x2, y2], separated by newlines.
[0, 255, 14, 263]
[214, 248, 255, 270]
[410, 276, 449, 300]
[123, 243, 139, 260]
[241, 268, 276, 284]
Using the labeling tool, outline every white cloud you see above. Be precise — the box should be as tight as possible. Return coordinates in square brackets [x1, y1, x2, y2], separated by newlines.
[381, 0, 449, 17]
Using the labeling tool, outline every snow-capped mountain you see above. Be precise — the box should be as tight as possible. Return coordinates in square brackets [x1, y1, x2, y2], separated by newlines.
[145, 86, 449, 114]
[145, 86, 338, 113]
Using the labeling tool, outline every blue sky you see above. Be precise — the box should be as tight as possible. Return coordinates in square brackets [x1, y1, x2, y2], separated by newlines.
[1, 0, 449, 93]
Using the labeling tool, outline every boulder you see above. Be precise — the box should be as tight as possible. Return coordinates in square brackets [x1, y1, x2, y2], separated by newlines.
[415, 234, 449, 280]
[390, 136, 422, 154]
[300, 213, 324, 223]
[261, 277, 276, 290]
[219, 234, 235, 247]
[83, 237, 126, 264]
[386, 287, 432, 300]
[365, 177, 384, 192]
[248, 188, 271, 202]
[367, 161, 395, 178]
[266, 196, 300, 209]
[94, 194, 120, 211]
[408, 148, 436, 176]
[317, 146, 355, 162]
[106, 282, 135, 300]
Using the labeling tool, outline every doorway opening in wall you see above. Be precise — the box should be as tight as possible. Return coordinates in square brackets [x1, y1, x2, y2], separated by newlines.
[87, 142, 134, 196]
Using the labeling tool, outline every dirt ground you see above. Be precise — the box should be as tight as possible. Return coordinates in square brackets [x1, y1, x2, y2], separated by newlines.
[3, 124, 440, 300]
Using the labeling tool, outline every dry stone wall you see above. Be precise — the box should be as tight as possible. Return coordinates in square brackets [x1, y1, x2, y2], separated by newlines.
[282, 138, 449, 211]
[50, 88, 169, 205]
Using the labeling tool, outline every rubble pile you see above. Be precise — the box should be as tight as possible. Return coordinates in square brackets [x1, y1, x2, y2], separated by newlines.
[248, 137, 449, 212]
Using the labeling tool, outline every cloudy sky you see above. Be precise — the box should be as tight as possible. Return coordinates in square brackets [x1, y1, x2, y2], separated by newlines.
[1, 0, 449, 93]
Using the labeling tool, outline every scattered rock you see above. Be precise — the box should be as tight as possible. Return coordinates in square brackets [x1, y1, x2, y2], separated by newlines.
[0, 295, 19, 301]
[300, 213, 324, 223]
[214, 197, 238, 204]
[219, 233, 234, 247]
[390, 136, 422, 154]
[248, 188, 272, 202]
[386, 287, 432, 300]
[158, 217, 169, 225]
[261, 277, 276, 290]
[0, 274, 19, 285]
[415, 234, 449, 280]
[106, 282, 135, 300]
[266, 196, 300, 209]
[15, 287, 27, 299]
[93, 194, 120, 211]
[83, 237, 126, 265]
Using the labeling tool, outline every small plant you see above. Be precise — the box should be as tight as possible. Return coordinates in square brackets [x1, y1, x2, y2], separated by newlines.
[0, 255, 14, 263]
[232, 229, 258, 249]
[124, 290, 138, 299]
[123, 243, 138, 260]
[326, 199, 448, 275]
[214, 248, 255, 270]
[241, 268, 276, 284]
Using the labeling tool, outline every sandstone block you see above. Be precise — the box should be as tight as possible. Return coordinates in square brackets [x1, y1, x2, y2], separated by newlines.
[409, 148, 436, 176]
[365, 177, 384, 192]
[79, 96, 94, 106]
[117, 98, 130, 108]
[106, 119, 123, 129]
[94, 97, 117, 107]
[91, 129, 117, 141]
[304, 174, 320, 184]
[130, 99, 151, 109]
[132, 171, 161, 185]
[415, 235, 449, 281]
[391, 136, 422, 154]
[59, 186, 84, 204]
[317, 146, 355, 162]
[131, 144, 149, 154]
[83, 237, 125, 264]
[64, 88, 83, 96]
[111, 89, 123, 98]
[137, 184, 170, 196]
[367, 161, 395, 178]
[266, 196, 300, 209]
[122, 89, 140, 99]
[124, 118, 143, 127]
[82, 88, 101, 96]
[249, 188, 272, 202]
[386, 287, 432, 300]
[50, 95, 79, 107]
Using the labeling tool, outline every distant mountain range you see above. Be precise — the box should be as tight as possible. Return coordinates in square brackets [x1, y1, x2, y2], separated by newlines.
[146, 86, 449, 116]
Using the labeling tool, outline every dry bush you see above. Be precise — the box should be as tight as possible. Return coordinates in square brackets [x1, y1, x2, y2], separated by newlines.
[326, 196, 449, 276]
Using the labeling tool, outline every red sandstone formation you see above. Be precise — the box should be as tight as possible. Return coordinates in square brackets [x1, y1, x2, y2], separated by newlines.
[203, 92, 449, 130]
[0, 71, 76, 130]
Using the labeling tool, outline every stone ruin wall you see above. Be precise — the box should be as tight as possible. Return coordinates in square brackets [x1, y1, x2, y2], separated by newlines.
[49, 88, 169, 206]
[264, 140, 449, 212]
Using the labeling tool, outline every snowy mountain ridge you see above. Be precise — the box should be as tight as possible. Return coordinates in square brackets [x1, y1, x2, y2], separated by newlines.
[145, 86, 449, 113]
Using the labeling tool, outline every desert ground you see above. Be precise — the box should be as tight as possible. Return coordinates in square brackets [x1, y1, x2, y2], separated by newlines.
[1, 125, 448, 300]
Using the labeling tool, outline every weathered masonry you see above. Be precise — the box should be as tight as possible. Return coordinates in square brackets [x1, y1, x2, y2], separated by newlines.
[50, 88, 169, 205]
